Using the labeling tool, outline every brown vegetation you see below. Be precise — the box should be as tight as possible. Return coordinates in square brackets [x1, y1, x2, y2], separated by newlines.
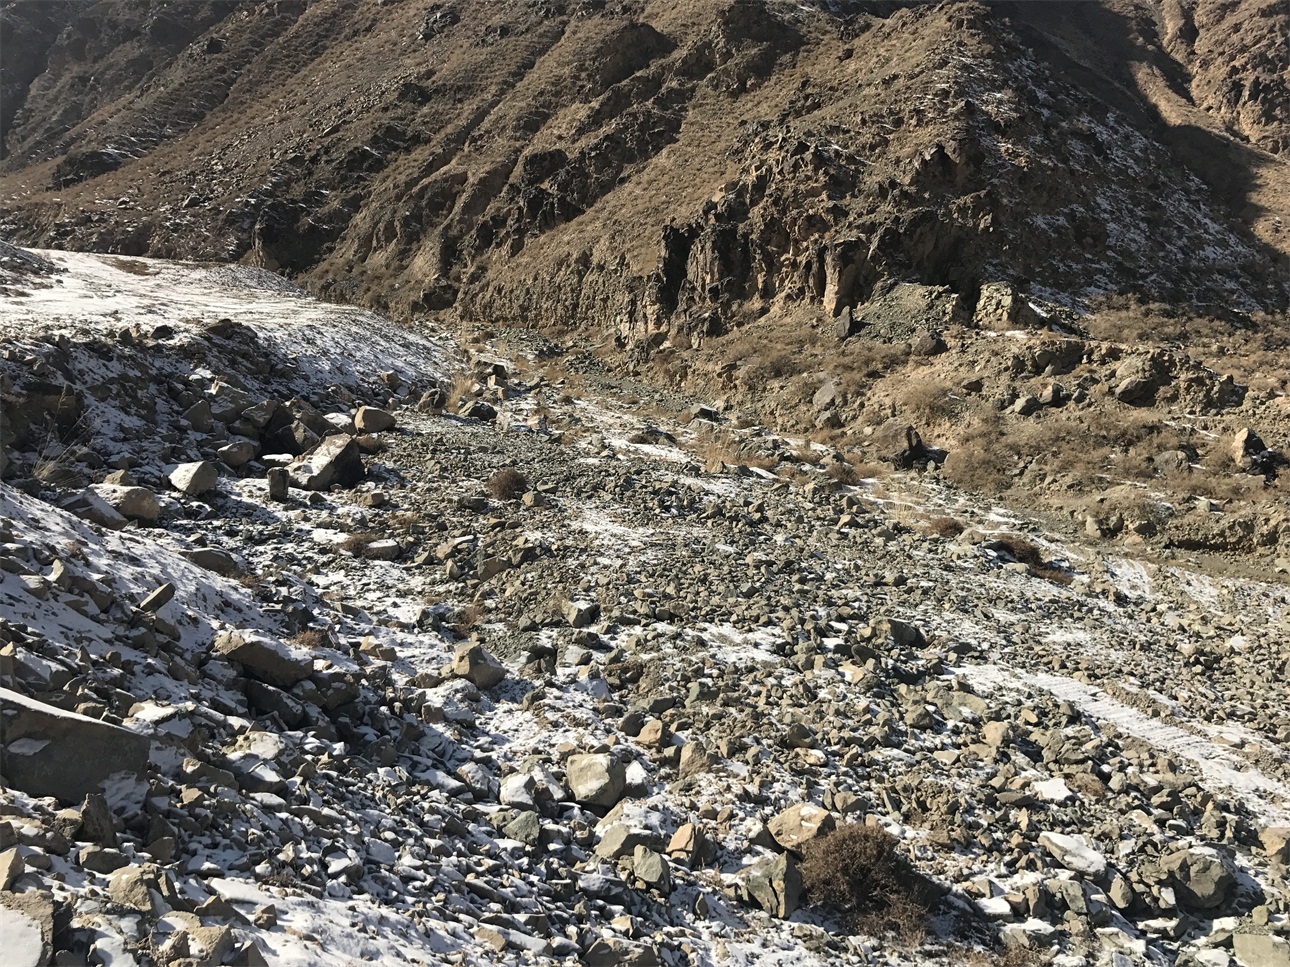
[800, 822, 938, 944]
[487, 467, 531, 500]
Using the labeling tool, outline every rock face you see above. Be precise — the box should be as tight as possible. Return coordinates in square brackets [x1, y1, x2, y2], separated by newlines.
[0, 687, 150, 802]
[1, 0, 1287, 351]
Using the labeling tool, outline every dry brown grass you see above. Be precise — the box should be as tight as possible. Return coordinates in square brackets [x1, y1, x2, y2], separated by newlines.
[922, 516, 965, 539]
[339, 531, 383, 557]
[826, 461, 860, 485]
[293, 628, 329, 650]
[800, 823, 938, 944]
[989, 534, 1073, 586]
[487, 467, 531, 500]
[452, 603, 485, 633]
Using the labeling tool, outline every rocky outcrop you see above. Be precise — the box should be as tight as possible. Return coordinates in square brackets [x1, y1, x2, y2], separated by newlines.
[0, 688, 150, 803]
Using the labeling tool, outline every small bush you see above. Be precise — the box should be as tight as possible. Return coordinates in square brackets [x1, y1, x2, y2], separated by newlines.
[339, 531, 382, 556]
[990, 535, 1073, 586]
[800, 823, 937, 943]
[487, 467, 531, 500]
[294, 628, 329, 650]
[827, 461, 860, 485]
[923, 516, 965, 539]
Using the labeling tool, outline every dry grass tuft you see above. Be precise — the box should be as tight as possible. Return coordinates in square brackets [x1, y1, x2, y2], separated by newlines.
[800, 823, 938, 944]
[990, 534, 1073, 586]
[487, 467, 531, 500]
[293, 628, 329, 650]
[922, 516, 965, 539]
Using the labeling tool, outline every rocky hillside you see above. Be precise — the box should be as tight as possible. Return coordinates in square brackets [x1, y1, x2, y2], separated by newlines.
[6, 249, 1290, 967]
[1, 0, 1288, 346]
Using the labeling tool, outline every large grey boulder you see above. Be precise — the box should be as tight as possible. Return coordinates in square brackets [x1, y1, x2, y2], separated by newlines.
[288, 434, 364, 490]
[213, 631, 312, 687]
[1162, 847, 1236, 911]
[0, 687, 149, 803]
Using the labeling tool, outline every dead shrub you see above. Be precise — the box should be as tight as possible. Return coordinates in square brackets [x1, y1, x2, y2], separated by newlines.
[922, 516, 965, 539]
[293, 628, 329, 650]
[339, 531, 382, 557]
[487, 467, 530, 500]
[453, 603, 485, 634]
[990, 534, 1073, 586]
[826, 461, 860, 485]
[800, 822, 938, 943]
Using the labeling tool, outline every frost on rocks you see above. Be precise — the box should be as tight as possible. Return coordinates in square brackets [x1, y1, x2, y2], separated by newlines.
[2, 249, 1290, 966]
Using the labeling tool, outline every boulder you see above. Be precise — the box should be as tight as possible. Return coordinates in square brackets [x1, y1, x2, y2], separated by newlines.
[213, 631, 312, 687]
[1161, 847, 1236, 911]
[565, 754, 626, 809]
[1038, 831, 1106, 878]
[108, 864, 160, 913]
[289, 434, 364, 490]
[60, 489, 127, 530]
[768, 804, 836, 854]
[354, 406, 396, 433]
[737, 851, 803, 918]
[169, 461, 219, 496]
[217, 441, 257, 468]
[582, 938, 660, 966]
[88, 484, 159, 522]
[451, 644, 506, 689]
[0, 907, 43, 967]
[0, 687, 150, 803]
[631, 845, 672, 893]
[1233, 931, 1290, 967]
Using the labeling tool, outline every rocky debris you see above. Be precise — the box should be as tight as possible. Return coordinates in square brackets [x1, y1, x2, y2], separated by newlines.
[5, 259, 1290, 967]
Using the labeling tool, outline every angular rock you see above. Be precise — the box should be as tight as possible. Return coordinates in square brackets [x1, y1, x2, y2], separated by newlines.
[108, 864, 160, 913]
[354, 406, 396, 433]
[213, 631, 312, 687]
[566, 753, 626, 809]
[88, 484, 159, 522]
[289, 434, 364, 490]
[0, 687, 150, 803]
[632, 845, 671, 893]
[169, 461, 219, 496]
[582, 937, 660, 966]
[1038, 832, 1106, 878]
[1233, 931, 1290, 967]
[737, 852, 803, 919]
[1161, 847, 1236, 911]
[451, 643, 506, 689]
[60, 489, 128, 530]
[768, 804, 836, 854]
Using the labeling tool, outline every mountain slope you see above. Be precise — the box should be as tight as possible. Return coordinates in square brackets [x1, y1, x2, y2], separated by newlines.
[0, 0, 1287, 347]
